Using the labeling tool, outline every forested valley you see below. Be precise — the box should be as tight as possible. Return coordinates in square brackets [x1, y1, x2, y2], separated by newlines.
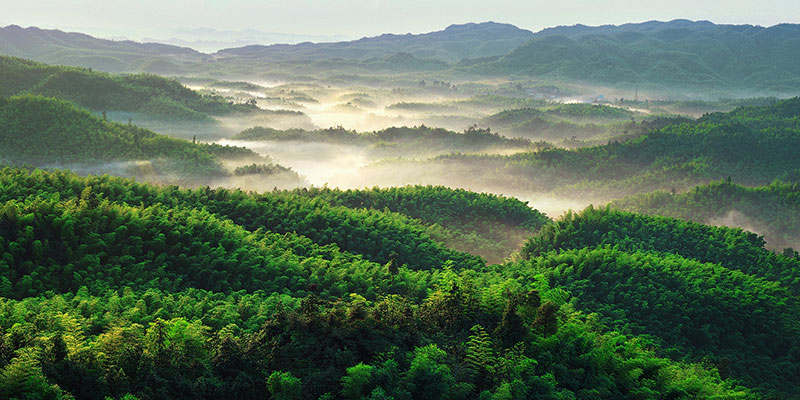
[1, 13, 800, 400]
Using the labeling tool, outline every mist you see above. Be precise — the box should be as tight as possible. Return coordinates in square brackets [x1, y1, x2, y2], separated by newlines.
[219, 139, 368, 187]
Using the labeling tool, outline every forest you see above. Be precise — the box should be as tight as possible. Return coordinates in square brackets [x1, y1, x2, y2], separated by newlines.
[2, 12, 800, 400]
[354, 96, 800, 203]
[611, 179, 800, 252]
[0, 167, 767, 399]
[0, 56, 257, 120]
[0, 94, 306, 187]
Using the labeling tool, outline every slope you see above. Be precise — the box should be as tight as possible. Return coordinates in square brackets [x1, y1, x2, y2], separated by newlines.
[0, 56, 256, 120]
[362, 96, 800, 201]
[610, 179, 800, 251]
[481, 20, 800, 96]
[0, 95, 300, 185]
[0, 167, 753, 400]
[511, 206, 800, 396]
[0, 24, 208, 73]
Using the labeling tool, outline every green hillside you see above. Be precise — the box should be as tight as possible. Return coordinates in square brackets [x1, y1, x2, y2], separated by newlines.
[0, 94, 297, 184]
[0, 168, 484, 271]
[4, 17, 800, 400]
[0, 25, 207, 73]
[480, 104, 688, 142]
[232, 125, 532, 158]
[0, 167, 756, 399]
[372, 96, 800, 200]
[286, 185, 551, 263]
[480, 20, 800, 96]
[512, 206, 800, 396]
[0, 56, 256, 120]
[611, 180, 800, 251]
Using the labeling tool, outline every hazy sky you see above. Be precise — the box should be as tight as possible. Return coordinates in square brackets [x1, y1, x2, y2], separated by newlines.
[1, 0, 797, 41]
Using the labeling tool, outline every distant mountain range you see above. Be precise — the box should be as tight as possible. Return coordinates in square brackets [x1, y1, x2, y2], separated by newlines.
[2, 20, 800, 96]
[144, 27, 351, 53]
[481, 19, 800, 95]
[213, 22, 534, 62]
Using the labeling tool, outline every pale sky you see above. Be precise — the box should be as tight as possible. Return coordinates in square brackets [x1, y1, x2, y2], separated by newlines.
[1, 0, 797, 41]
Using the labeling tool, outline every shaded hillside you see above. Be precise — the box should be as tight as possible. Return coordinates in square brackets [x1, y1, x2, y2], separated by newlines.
[0, 56, 256, 120]
[479, 20, 800, 96]
[214, 22, 534, 63]
[286, 185, 551, 262]
[0, 24, 207, 73]
[361, 97, 800, 200]
[0, 95, 298, 185]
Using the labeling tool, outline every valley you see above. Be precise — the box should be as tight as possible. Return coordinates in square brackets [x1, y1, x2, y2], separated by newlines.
[1, 13, 799, 400]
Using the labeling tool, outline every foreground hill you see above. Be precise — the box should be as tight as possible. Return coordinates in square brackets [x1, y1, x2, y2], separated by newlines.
[514, 206, 800, 396]
[285, 185, 551, 263]
[0, 167, 755, 399]
[0, 168, 485, 271]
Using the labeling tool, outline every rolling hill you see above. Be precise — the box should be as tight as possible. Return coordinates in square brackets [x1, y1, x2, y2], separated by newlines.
[0, 56, 256, 120]
[513, 206, 800, 396]
[610, 179, 800, 251]
[0, 94, 299, 185]
[360, 96, 800, 200]
[0, 167, 759, 399]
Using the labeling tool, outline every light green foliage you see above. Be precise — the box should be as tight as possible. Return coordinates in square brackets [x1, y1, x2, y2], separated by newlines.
[0, 167, 771, 399]
[267, 371, 303, 400]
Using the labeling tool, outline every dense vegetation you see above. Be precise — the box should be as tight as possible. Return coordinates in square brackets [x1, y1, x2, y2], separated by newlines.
[611, 179, 800, 251]
[0, 168, 483, 271]
[0, 56, 255, 120]
[372, 96, 800, 200]
[0, 167, 757, 399]
[513, 206, 800, 395]
[4, 18, 800, 400]
[233, 163, 297, 176]
[286, 185, 551, 263]
[0, 94, 280, 184]
[481, 104, 689, 143]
